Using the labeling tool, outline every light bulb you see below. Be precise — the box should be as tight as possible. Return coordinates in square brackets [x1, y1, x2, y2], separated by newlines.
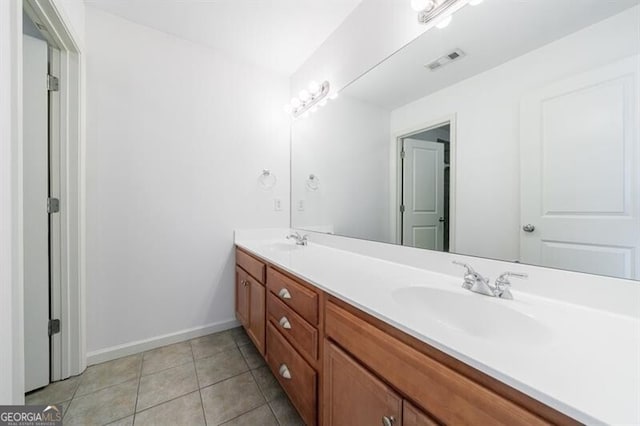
[319, 99, 328, 107]
[329, 92, 339, 100]
[411, 0, 433, 12]
[299, 89, 310, 102]
[308, 81, 321, 96]
[469, 0, 483, 5]
[291, 97, 301, 108]
[436, 15, 452, 29]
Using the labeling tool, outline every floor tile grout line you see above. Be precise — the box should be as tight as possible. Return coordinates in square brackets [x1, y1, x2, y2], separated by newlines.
[132, 389, 202, 418]
[218, 402, 274, 426]
[250, 368, 283, 426]
[190, 342, 208, 426]
[132, 356, 144, 425]
[197, 368, 254, 392]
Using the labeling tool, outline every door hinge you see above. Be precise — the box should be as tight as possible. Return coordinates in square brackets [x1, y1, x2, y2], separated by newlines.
[47, 74, 59, 92]
[48, 319, 61, 336]
[400, 149, 405, 159]
[47, 197, 60, 213]
[400, 205, 405, 213]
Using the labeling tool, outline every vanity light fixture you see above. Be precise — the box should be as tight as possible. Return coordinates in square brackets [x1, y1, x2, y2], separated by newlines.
[284, 80, 331, 118]
[411, 0, 458, 26]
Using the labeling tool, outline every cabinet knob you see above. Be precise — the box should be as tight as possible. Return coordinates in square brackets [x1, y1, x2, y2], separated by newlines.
[279, 364, 292, 380]
[279, 316, 292, 330]
[278, 288, 291, 300]
[382, 416, 395, 426]
[242, 280, 249, 287]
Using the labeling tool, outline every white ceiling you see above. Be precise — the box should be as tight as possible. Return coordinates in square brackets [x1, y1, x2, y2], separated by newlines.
[344, 0, 640, 109]
[84, 0, 362, 75]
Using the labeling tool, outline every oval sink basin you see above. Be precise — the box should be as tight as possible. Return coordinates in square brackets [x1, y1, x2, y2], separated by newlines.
[392, 286, 551, 344]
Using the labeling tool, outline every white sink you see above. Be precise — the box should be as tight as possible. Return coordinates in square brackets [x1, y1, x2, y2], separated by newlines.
[392, 286, 551, 344]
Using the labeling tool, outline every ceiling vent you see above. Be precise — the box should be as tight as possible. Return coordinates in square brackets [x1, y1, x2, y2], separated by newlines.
[425, 49, 466, 71]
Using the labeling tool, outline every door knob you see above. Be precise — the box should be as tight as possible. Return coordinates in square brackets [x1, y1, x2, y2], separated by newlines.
[522, 224, 535, 233]
[438, 217, 446, 223]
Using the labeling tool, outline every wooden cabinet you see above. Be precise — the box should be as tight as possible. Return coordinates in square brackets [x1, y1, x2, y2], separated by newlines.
[266, 322, 317, 425]
[234, 245, 578, 426]
[324, 341, 402, 426]
[235, 266, 249, 328]
[247, 276, 265, 354]
[235, 249, 266, 355]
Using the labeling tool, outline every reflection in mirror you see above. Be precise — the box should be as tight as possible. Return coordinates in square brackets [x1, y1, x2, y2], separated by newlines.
[291, 0, 640, 280]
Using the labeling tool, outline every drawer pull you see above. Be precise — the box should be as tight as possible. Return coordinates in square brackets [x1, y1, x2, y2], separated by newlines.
[241, 279, 249, 287]
[279, 364, 292, 380]
[278, 288, 292, 300]
[279, 316, 292, 330]
[382, 416, 395, 426]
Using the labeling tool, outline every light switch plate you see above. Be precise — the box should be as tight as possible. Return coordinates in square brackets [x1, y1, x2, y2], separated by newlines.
[274, 198, 282, 211]
[297, 200, 305, 211]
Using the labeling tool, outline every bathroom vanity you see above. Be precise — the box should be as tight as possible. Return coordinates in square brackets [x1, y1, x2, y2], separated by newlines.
[233, 231, 639, 425]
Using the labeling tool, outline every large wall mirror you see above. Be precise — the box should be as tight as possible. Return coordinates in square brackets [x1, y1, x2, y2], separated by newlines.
[291, 0, 640, 280]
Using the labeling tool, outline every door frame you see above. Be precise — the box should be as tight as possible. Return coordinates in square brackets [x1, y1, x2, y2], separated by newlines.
[17, 0, 85, 395]
[390, 114, 457, 252]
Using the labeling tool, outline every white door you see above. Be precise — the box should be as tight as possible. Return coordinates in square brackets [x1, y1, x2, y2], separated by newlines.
[520, 56, 639, 279]
[23, 34, 50, 391]
[402, 139, 445, 250]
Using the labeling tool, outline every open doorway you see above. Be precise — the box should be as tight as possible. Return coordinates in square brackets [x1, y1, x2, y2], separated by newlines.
[22, 9, 61, 393]
[22, 0, 86, 396]
[398, 122, 452, 251]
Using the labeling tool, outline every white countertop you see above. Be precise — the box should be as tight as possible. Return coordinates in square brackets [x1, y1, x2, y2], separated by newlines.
[235, 232, 640, 425]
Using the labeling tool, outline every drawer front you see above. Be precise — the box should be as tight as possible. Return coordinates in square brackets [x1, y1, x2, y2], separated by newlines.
[267, 293, 318, 361]
[266, 322, 317, 426]
[236, 248, 265, 283]
[267, 268, 318, 325]
[325, 302, 548, 426]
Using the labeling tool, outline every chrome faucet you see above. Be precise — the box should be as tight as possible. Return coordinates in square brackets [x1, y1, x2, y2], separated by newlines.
[452, 261, 527, 300]
[286, 232, 308, 246]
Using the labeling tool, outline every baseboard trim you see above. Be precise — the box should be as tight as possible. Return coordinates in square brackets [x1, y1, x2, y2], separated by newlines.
[86, 318, 241, 366]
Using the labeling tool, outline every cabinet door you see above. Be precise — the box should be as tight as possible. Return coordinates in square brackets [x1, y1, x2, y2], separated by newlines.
[235, 267, 249, 328]
[403, 401, 439, 426]
[247, 278, 266, 355]
[324, 342, 402, 426]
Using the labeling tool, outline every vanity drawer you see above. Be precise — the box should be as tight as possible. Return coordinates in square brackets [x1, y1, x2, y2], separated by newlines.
[266, 322, 317, 426]
[325, 301, 547, 426]
[267, 292, 318, 361]
[267, 267, 319, 325]
[236, 248, 265, 283]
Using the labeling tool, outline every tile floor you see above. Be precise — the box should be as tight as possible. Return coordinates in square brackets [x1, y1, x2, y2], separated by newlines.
[25, 327, 304, 426]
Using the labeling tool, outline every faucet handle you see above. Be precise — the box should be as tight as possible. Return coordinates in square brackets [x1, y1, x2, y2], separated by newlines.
[452, 260, 476, 275]
[495, 272, 527, 299]
[496, 271, 528, 285]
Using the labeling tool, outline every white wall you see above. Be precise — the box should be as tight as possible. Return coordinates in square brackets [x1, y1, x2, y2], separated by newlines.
[391, 7, 640, 261]
[291, 95, 391, 243]
[85, 8, 290, 358]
